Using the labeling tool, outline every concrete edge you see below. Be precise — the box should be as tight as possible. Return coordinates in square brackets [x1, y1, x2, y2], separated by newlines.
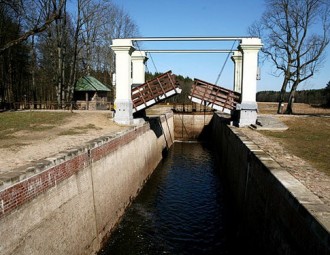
[228, 125, 330, 236]
[0, 123, 151, 192]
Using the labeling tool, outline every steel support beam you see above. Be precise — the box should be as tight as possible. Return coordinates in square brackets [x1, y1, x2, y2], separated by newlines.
[129, 36, 251, 41]
[145, 50, 235, 53]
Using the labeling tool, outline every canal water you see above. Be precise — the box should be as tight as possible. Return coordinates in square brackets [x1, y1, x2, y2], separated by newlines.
[98, 142, 237, 255]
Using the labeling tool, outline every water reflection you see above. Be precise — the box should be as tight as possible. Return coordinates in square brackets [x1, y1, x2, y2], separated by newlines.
[99, 142, 235, 255]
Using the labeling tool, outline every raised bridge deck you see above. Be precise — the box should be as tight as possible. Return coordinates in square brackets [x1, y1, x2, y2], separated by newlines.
[132, 71, 181, 112]
[188, 78, 240, 112]
[131, 72, 240, 113]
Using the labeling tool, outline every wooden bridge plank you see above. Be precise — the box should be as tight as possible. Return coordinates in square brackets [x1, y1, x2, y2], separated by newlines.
[189, 78, 240, 112]
[131, 71, 181, 112]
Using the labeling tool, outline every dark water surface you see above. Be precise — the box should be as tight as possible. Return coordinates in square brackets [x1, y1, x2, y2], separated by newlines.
[99, 142, 236, 255]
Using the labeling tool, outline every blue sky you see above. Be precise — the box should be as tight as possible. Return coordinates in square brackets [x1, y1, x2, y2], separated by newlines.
[112, 0, 330, 91]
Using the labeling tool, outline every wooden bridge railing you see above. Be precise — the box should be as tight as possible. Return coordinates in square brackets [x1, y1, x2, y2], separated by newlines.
[131, 71, 181, 112]
[189, 78, 241, 111]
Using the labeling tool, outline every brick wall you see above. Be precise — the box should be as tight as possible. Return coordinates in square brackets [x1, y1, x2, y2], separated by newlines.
[0, 153, 88, 218]
[0, 124, 150, 220]
[0, 112, 173, 255]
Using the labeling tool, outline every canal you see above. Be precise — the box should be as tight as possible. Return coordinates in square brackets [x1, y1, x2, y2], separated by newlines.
[98, 142, 238, 255]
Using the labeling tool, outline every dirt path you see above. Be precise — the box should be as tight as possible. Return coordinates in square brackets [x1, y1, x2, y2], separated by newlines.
[0, 111, 128, 174]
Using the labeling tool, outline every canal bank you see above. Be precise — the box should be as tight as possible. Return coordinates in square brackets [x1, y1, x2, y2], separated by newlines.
[0, 110, 329, 254]
[99, 111, 330, 255]
[0, 113, 174, 255]
[211, 113, 330, 255]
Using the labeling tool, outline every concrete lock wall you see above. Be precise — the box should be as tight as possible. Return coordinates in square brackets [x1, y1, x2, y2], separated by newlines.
[174, 113, 213, 140]
[1, 110, 329, 255]
[211, 113, 330, 255]
[0, 112, 174, 255]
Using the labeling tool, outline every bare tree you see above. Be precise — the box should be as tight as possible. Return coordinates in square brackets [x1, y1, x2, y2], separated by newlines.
[69, 0, 139, 90]
[249, 0, 330, 114]
[0, 0, 139, 107]
[98, 3, 139, 81]
[0, 0, 66, 54]
[54, 0, 68, 107]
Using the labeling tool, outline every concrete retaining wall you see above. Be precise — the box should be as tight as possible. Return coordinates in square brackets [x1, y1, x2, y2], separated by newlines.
[0, 112, 173, 255]
[211, 113, 330, 255]
[173, 113, 213, 140]
[2, 111, 328, 255]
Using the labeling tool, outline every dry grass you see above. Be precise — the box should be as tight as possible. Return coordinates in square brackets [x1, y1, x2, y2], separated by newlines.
[58, 124, 101, 136]
[1, 107, 328, 176]
[258, 102, 330, 115]
[258, 103, 330, 176]
[0, 111, 72, 140]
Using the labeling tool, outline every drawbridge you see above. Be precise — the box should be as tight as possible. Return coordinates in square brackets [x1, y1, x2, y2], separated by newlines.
[131, 71, 240, 113]
[131, 71, 181, 112]
[188, 78, 240, 112]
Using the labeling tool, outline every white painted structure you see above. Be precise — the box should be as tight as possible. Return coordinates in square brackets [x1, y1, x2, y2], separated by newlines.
[231, 51, 243, 93]
[131, 51, 148, 85]
[236, 38, 263, 127]
[111, 37, 263, 127]
[111, 39, 135, 125]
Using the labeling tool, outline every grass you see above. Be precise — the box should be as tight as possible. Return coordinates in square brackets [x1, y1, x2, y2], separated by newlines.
[259, 115, 330, 176]
[1, 106, 328, 176]
[0, 142, 28, 149]
[0, 111, 72, 139]
[58, 124, 100, 136]
[258, 102, 330, 115]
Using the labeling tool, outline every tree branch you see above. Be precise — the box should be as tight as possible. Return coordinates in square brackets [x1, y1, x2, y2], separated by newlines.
[0, 0, 65, 55]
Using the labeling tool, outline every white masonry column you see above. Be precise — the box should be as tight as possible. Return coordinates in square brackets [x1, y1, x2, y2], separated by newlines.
[235, 38, 263, 127]
[231, 51, 243, 93]
[131, 51, 148, 85]
[111, 39, 135, 125]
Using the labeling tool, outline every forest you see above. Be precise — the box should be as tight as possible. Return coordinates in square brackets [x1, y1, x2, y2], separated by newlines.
[257, 81, 330, 106]
[147, 72, 330, 107]
[1, 0, 329, 111]
[0, 0, 138, 109]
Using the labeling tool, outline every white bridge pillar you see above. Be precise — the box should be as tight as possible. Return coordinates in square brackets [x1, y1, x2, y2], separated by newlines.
[235, 38, 263, 127]
[132, 51, 148, 85]
[111, 39, 135, 125]
[231, 51, 243, 93]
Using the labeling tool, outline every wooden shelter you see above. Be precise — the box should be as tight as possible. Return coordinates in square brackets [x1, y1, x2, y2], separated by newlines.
[74, 76, 111, 110]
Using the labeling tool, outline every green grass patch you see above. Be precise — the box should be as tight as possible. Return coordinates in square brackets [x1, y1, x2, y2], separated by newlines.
[260, 116, 330, 176]
[0, 111, 72, 139]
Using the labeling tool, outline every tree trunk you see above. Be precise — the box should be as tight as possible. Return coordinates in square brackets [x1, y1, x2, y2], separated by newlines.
[56, 43, 63, 107]
[0, 54, 5, 103]
[285, 81, 299, 114]
[31, 36, 37, 107]
[55, 2, 67, 109]
[68, 0, 81, 103]
[7, 57, 14, 107]
[277, 77, 289, 114]
[277, 68, 291, 114]
[61, 3, 67, 106]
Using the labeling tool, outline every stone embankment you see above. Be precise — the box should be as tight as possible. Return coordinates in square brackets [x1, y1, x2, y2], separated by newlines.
[0, 110, 329, 255]
[211, 113, 330, 255]
[0, 112, 174, 255]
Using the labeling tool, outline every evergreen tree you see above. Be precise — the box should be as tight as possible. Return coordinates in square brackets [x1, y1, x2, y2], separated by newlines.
[326, 81, 330, 107]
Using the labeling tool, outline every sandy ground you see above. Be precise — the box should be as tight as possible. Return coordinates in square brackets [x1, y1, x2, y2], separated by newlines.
[0, 110, 129, 174]
[1, 109, 329, 207]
